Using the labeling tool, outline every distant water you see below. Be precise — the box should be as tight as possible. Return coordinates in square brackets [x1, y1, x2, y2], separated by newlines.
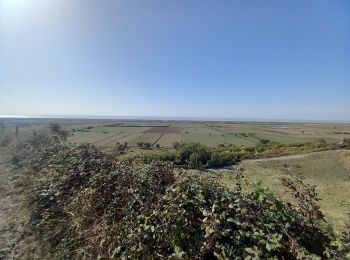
[0, 115, 30, 118]
[0, 114, 349, 123]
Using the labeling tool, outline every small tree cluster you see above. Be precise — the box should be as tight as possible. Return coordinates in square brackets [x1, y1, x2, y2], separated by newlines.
[137, 141, 152, 149]
[114, 141, 128, 155]
[49, 122, 69, 141]
[143, 140, 334, 169]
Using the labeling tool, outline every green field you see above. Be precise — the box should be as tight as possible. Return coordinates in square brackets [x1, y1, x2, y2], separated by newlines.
[221, 150, 350, 231]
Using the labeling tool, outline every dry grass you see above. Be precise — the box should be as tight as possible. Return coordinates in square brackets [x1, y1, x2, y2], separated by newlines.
[221, 150, 350, 232]
[0, 147, 40, 259]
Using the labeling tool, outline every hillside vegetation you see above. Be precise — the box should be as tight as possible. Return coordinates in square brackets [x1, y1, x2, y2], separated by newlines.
[129, 140, 346, 169]
[6, 125, 349, 259]
[221, 150, 350, 231]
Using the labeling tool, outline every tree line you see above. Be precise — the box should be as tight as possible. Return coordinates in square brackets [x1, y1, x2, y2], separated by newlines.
[131, 139, 345, 169]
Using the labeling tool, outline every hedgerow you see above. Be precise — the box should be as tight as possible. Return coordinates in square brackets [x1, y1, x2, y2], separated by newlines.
[13, 130, 349, 259]
[129, 141, 337, 169]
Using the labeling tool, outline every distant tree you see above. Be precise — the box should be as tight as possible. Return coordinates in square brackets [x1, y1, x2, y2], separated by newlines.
[116, 142, 124, 152]
[49, 122, 61, 135]
[318, 139, 327, 146]
[343, 138, 350, 147]
[259, 139, 270, 145]
[124, 142, 128, 149]
[172, 141, 180, 149]
[155, 144, 160, 148]
[60, 130, 69, 141]
[207, 151, 222, 168]
[0, 134, 11, 147]
[49, 122, 69, 141]
[137, 142, 144, 147]
[143, 142, 151, 149]
[189, 153, 198, 169]
[301, 130, 305, 135]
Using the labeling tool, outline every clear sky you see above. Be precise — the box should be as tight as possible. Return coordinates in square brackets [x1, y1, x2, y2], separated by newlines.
[0, 0, 349, 121]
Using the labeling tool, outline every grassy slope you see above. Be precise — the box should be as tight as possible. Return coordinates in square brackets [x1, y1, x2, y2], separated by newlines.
[221, 150, 350, 231]
[0, 147, 39, 259]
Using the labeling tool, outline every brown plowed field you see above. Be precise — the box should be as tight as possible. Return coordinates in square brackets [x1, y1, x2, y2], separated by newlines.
[144, 126, 181, 134]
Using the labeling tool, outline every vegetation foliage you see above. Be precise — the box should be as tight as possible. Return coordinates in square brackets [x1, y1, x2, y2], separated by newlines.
[131, 140, 341, 169]
[11, 126, 350, 259]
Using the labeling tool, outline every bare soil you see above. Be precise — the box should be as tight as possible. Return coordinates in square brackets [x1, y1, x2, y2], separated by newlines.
[144, 126, 180, 134]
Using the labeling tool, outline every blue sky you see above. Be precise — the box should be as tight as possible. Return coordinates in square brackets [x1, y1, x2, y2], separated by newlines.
[0, 0, 349, 120]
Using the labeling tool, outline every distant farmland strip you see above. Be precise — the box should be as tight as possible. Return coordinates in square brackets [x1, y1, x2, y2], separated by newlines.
[118, 133, 145, 146]
[92, 133, 124, 145]
[152, 133, 165, 146]
[236, 134, 258, 144]
[255, 134, 308, 144]
[132, 133, 163, 145]
[101, 133, 132, 146]
[69, 132, 101, 143]
[119, 125, 169, 128]
[261, 129, 292, 135]
[157, 134, 181, 148]
[145, 126, 180, 134]
[102, 123, 124, 127]
[211, 126, 258, 146]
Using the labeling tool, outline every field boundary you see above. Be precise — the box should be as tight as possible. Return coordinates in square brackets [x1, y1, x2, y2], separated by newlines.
[152, 133, 165, 146]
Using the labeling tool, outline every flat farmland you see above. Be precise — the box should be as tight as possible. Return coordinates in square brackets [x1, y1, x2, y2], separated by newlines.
[1, 119, 349, 153]
[156, 134, 182, 148]
[65, 121, 350, 152]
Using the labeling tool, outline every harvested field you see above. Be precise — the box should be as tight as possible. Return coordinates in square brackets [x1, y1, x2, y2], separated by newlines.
[144, 126, 180, 134]
[156, 134, 182, 148]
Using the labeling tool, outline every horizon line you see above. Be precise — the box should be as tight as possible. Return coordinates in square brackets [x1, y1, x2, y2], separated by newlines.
[0, 114, 349, 124]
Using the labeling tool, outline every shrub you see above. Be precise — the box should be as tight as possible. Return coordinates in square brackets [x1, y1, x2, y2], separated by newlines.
[0, 134, 11, 146]
[13, 133, 346, 259]
[143, 142, 151, 149]
[172, 141, 180, 149]
[259, 138, 270, 145]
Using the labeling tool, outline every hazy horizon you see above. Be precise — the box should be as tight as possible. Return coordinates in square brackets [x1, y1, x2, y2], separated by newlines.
[1, 0, 349, 120]
[1, 114, 350, 124]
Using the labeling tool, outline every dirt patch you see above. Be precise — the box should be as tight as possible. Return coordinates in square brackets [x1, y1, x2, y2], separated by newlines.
[244, 153, 310, 163]
[144, 126, 180, 134]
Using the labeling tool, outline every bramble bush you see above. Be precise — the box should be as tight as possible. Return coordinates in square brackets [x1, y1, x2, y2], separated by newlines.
[12, 129, 349, 259]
